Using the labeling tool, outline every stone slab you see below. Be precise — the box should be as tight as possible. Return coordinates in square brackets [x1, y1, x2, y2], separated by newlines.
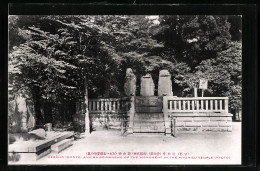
[158, 70, 173, 96]
[140, 74, 155, 96]
[201, 121, 219, 127]
[176, 127, 201, 131]
[210, 117, 227, 121]
[28, 132, 74, 152]
[135, 97, 162, 107]
[169, 113, 233, 117]
[193, 117, 210, 122]
[185, 122, 202, 127]
[133, 128, 165, 133]
[176, 117, 193, 122]
[201, 127, 229, 132]
[51, 139, 73, 153]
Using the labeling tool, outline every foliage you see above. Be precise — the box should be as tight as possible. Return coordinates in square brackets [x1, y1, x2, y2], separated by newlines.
[8, 15, 242, 124]
[154, 15, 232, 69]
[173, 41, 242, 109]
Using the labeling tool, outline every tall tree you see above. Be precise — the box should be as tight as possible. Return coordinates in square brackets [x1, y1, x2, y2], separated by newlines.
[154, 15, 231, 69]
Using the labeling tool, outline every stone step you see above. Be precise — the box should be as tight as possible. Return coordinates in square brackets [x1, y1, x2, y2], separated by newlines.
[134, 113, 164, 119]
[133, 121, 165, 127]
[134, 127, 165, 133]
[28, 132, 74, 153]
[51, 138, 73, 153]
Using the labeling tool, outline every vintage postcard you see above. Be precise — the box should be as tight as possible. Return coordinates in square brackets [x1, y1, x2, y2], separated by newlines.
[8, 14, 242, 165]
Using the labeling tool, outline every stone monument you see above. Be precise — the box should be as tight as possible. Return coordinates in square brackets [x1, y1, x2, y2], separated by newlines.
[140, 74, 155, 96]
[158, 70, 173, 96]
[124, 68, 136, 96]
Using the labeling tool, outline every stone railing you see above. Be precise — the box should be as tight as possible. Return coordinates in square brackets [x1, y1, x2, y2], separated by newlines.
[163, 96, 232, 134]
[163, 97, 229, 114]
[88, 97, 131, 129]
[88, 97, 130, 113]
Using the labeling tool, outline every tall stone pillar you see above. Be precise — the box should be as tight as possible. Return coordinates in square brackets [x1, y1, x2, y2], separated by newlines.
[158, 70, 173, 96]
[124, 68, 136, 96]
[140, 74, 155, 96]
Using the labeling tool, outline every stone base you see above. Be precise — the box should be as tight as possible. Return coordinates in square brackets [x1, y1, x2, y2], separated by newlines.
[165, 128, 171, 136]
[127, 127, 133, 134]
[170, 113, 233, 132]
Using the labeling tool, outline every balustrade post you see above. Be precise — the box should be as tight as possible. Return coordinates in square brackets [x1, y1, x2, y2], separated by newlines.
[192, 100, 195, 111]
[220, 100, 223, 110]
[112, 101, 115, 111]
[163, 95, 171, 136]
[210, 100, 213, 110]
[215, 100, 218, 110]
[169, 101, 172, 110]
[225, 98, 229, 113]
[205, 100, 208, 111]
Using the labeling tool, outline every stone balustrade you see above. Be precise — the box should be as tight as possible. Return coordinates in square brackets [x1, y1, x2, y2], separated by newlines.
[164, 97, 229, 113]
[163, 96, 232, 134]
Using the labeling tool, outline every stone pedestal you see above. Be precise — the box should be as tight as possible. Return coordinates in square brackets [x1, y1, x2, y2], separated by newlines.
[140, 74, 155, 96]
[124, 68, 136, 96]
[158, 70, 173, 96]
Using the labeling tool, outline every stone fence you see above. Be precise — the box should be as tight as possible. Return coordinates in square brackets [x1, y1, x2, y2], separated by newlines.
[87, 97, 131, 129]
[74, 96, 232, 133]
[163, 96, 232, 134]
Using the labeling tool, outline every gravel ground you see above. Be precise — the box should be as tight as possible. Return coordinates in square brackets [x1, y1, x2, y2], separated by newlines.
[10, 122, 241, 165]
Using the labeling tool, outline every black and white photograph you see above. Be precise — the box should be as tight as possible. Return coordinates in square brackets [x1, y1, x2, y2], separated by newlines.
[8, 14, 242, 165]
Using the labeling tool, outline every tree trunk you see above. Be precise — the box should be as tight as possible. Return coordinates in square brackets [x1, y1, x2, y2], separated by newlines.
[103, 76, 111, 98]
[32, 88, 44, 126]
[84, 77, 90, 134]
[44, 101, 53, 124]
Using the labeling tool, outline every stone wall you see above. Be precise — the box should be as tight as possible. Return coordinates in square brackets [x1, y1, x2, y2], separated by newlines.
[90, 112, 129, 129]
[169, 113, 233, 132]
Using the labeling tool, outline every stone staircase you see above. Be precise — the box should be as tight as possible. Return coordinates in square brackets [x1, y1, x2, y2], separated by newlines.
[133, 96, 165, 133]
